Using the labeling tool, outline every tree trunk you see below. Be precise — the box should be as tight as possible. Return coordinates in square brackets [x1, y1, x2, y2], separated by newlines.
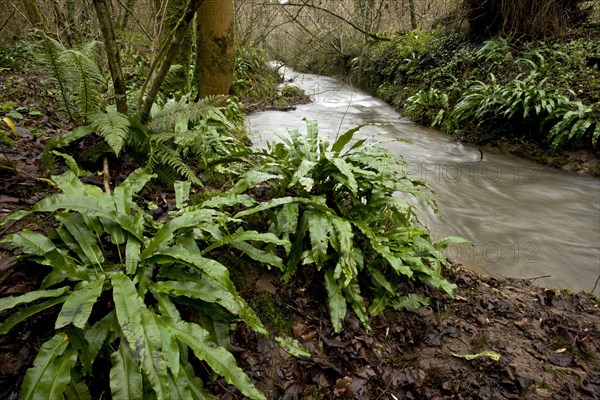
[119, 0, 138, 29]
[93, 0, 128, 114]
[408, 0, 417, 29]
[139, 0, 206, 119]
[195, 0, 235, 98]
[51, 0, 75, 47]
[21, 0, 43, 28]
[65, 0, 78, 44]
[163, 0, 193, 91]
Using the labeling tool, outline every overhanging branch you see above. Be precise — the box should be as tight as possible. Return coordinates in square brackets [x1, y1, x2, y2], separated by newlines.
[268, 1, 391, 41]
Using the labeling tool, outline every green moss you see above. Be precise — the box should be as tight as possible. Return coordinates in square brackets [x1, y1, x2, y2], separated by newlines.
[281, 85, 305, 98]
[0, 101, 18, 114]
[188, 188, 225, 206]
[250, 292, 293, 336]
[427, 367, 446, 389]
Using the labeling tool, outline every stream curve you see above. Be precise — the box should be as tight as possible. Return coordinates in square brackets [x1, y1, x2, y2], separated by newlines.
[246, 68, 600, 294]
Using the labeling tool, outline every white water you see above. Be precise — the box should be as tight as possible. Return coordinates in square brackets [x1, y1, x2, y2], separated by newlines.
[246, 67, 600, 294]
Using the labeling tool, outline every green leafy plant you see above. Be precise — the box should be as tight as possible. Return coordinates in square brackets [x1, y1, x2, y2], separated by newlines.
[141, 96, 247, 186]
[545, 100, 600, 152]
[404, 86, 455, 132]
[232, 45, 281, 101]
[40, 96, 246, 184]
[452, 72, 599, 150]
[230, 120, 465, 332]
[35, 32, 106, 123]
[0, 168, 281, 400]
[351, 27, 600, 154]
[474, 37, 514, 73]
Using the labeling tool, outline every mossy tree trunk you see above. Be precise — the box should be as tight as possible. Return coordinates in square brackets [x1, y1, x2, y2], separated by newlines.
[195, 0, 235, 98]
[163, 0, 194, 92]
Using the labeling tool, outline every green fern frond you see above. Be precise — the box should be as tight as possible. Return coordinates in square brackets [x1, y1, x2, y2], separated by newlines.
[35, 32, 74, 121]
[151, 131, 176, 144]
[79, 40, 102, 60]
[89, 107, 130, 156]
[40, 126, 95, 175]
[149, 97, 214, 133]
[39, 151, 60, 176]
[151, 163, 180, 188]
[127, 117, 151, 159]
[59, 49, 106, 121]
[152, 144, 203, 186]
[160, 64, 187, 97]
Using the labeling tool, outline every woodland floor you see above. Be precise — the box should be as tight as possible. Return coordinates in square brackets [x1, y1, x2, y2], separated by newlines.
[1, 67, 600, 400]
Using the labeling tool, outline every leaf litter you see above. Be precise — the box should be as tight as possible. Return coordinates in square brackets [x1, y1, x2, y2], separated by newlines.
[207, 265, 599, 399]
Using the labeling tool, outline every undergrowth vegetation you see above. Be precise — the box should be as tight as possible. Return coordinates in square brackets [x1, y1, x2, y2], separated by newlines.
[350, 28, 600, 153]
[1, 169, 274, 399]
[230, 120, 465, 332]
[0, 18, 460, 400]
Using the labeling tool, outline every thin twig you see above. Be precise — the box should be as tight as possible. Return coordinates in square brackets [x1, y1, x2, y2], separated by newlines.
[268, 1, 391, 41]
[591, 271, 600, 294]
[113, 0, 152, 40]
[524, 274, 552, 282]
[102, 155, 111, 194]
[0, 164, 55, 186]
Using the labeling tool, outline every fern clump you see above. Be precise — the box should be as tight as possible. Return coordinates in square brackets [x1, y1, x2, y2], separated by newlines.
[0, 168, 294, 400]
[144, 96, 246, 187]
[89, 106, 130, 156]
[231, 120, 466, 332]
[34, 32, 106, 123]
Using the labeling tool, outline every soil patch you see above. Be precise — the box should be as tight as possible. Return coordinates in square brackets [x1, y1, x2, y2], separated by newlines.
[482, 137, 600, 177]
[205, 265, 600, 399]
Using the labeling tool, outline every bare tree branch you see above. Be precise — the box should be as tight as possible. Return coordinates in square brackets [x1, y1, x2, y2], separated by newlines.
[114, 0, 152, 40]
[268, 1, 391, 41]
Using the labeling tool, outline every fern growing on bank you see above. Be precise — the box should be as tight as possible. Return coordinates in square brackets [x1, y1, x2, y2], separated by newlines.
[0, 168, 284, 400]
[229, 120, 466, 332]
[40, 95, 246, 183]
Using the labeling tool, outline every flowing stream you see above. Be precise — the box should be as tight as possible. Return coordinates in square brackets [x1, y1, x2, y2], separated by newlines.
[246, 67, 600, 294]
